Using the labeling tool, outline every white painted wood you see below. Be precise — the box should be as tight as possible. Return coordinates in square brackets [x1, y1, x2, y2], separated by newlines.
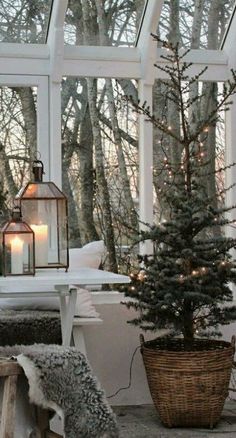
[90, 291, 125, 305]
[157, 48, 228, 65]
[47, 0, 68, 83]
[0, 43, 49, 58]
[0, 45, 229, 80]
[220, 3, 236, 53]
[55, 285, 68, 342]
[0, 269, 129, 346]
[48, 81, 62, 185]
[0, 268, 130, 288]
[225, 93, 236, 300]
[72, 326, 87, 355]
[47, 0, 68, 38]
[60, 287, 77, 346]
[37, 77, 50, 178]
[0, 58, 50, 75]
[64, 46, 140, 61]
[136, 0, 164, 49]
[138, 80, 153, 255]
[73, 317, 103, 326]
[155, 48, 230, 82]
[73, 319, 103, 356]
[63, 58, 141, 79]
[137, 0, 163, 84]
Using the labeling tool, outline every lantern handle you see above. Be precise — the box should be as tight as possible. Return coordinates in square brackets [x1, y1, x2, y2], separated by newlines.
[32, 159, 45, 182]
[11, 205, 22, 222]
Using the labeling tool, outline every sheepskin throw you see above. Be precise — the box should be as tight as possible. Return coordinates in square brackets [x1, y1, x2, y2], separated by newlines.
[0, 344, 118, 438]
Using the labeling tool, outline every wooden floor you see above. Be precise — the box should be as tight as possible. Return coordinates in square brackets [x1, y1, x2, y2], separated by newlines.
[5, 400, 236, 437]
[113, 401, 236, 438]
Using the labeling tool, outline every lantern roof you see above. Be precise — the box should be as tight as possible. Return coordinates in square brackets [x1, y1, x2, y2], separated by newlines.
[1, 219, 33, 233]
[16, 181, 67, 200]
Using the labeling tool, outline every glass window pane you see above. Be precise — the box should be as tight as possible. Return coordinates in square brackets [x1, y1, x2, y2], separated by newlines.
[0, 0, 53, 43]
[64, 0, 146, 46]
[61, 76, 138, 271]
[159, 0, 234, 49]
[0, 85, 37, 217]
[152, 80, 225, 222]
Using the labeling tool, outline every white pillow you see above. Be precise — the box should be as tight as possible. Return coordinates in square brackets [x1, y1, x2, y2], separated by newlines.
[0, 287, 99, 318]
[69, 240, 106, 270]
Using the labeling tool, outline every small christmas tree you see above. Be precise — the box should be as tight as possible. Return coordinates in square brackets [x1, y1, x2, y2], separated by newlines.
[124, 36, 236, 341]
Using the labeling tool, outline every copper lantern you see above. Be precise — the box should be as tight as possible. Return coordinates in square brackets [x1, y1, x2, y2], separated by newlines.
[1, 206, 35, 276]
[16, 160, 69, 270]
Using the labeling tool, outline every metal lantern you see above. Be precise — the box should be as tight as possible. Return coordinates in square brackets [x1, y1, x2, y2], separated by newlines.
[16, 160, 69, 270]
[1, 206, 35, 276]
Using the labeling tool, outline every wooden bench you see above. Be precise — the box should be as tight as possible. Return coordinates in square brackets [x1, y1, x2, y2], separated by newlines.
[0, 359, 62, 438]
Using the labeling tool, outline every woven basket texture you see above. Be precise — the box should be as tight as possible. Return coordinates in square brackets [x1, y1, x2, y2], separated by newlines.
[140, 336, 235, 428]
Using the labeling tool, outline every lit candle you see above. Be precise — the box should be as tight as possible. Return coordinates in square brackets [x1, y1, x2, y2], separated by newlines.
[31, 224, 48, 266]
[11, 236, 24, 274]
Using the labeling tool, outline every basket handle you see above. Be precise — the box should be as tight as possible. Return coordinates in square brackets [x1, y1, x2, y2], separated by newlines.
[140, 334, 145, 346]
[231, 335, 236, 351]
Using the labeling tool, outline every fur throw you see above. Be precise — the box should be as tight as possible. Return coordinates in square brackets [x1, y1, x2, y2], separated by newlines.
[0, 344, 118, 438]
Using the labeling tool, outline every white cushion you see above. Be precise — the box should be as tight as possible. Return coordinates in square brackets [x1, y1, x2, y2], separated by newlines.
[0, 287, 100, 318]
[69, 240, 106, 270]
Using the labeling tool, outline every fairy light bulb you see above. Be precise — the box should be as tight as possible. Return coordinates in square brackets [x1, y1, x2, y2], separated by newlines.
[200, 267, 207, 274]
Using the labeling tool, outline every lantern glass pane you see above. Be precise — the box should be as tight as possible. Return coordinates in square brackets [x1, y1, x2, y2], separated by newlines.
[21, 197, 68, 268]
[4, 232, 34, 275]
[57, 199, 68, 266]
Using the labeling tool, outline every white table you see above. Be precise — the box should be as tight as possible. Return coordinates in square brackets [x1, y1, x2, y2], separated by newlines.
[0, 268, 130, 345]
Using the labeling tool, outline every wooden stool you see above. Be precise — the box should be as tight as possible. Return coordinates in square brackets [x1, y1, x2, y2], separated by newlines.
[0, 359, 62, 438]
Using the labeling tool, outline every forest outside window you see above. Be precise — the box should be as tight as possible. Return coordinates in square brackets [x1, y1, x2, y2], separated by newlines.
[0, 0, 53, 44]
[61, 76, 138, 273]
[64, 0, 146, 47]
[0, 84, 37, 221]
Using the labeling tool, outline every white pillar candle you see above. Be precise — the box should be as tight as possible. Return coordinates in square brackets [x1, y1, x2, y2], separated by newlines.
[31, 224, 48, 266]
[11, 236, 24, 274]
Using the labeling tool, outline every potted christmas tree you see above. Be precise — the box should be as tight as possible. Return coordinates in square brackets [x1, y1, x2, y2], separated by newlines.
[124, 36, 236, 428]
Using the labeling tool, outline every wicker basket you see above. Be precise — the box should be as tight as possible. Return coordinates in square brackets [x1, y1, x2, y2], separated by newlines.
[140, 335, 235, 428]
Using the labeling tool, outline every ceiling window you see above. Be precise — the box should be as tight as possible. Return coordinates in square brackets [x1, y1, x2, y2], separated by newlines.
[159, 0, 234, 49]
[64, 0, 146, 46]
[0, 0, 53, 43]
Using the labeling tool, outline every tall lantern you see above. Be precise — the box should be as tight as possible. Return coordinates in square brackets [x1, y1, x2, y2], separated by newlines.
[16, 160, 69, 270]
[1, 206, 35, 276]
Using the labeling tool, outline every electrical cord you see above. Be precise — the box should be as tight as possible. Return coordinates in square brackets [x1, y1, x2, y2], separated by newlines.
[107, 345, 141, 399]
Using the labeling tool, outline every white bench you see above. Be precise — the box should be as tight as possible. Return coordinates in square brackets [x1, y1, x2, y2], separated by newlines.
[72, 291, 125, 356]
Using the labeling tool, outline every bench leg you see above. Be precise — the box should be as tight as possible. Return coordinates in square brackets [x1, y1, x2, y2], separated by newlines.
[45, 432, 63, 438]
[72, 326, 87, 356]
[35, 407, 63, 438]
[0, 375, 18, 438]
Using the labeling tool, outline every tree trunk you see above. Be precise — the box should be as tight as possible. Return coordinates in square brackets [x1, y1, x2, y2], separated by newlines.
[82, 0, 117, 271]
[12, 87, 37, 165]
[86, 78, 117, 271]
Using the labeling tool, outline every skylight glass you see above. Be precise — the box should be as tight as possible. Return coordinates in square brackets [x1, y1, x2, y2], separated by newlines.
[0, 0, 53, 44]
[158, 0, 235, 49]
[64, 0, 146, 47]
